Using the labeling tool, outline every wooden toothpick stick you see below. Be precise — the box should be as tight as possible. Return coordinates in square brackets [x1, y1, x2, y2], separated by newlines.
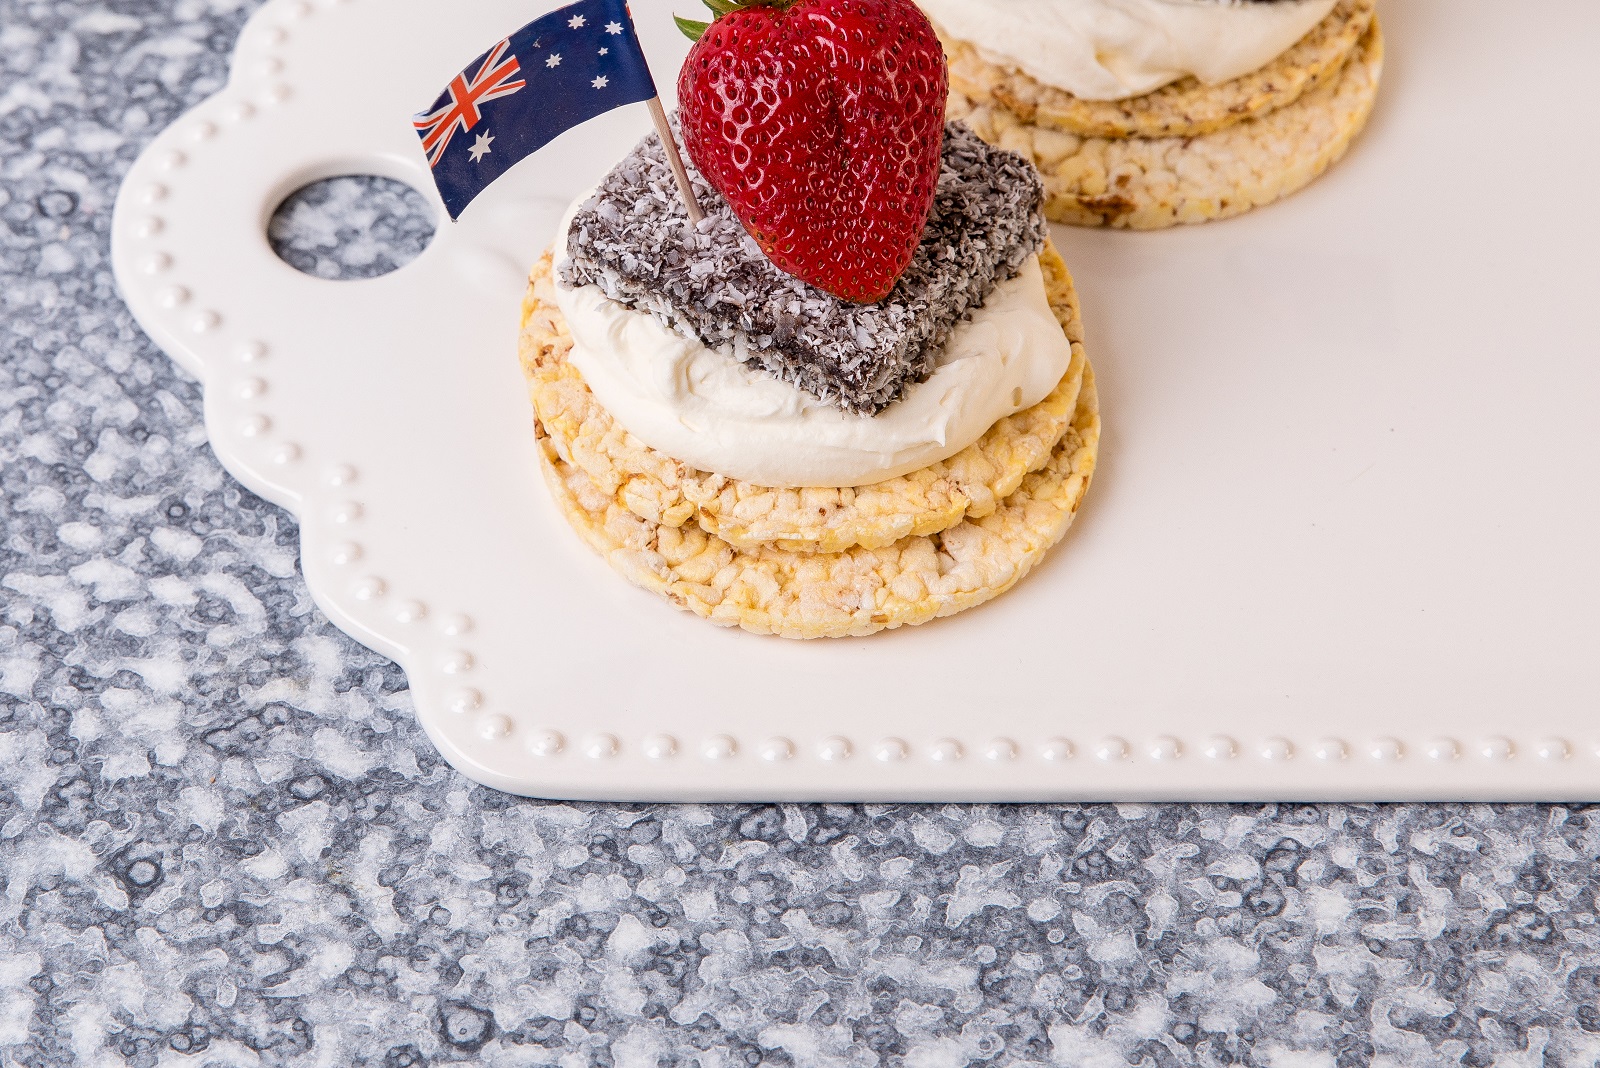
[647, 97, 705, 224]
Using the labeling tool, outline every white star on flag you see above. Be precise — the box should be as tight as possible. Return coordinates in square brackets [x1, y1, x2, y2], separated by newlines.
[468, 132, 494, 162]
[591, 75, 609, 89]
[598, 47, 609, 56]
[546, 53, 561, 68]
[605, 21, 622, 33]
[568, 14, 586, 28]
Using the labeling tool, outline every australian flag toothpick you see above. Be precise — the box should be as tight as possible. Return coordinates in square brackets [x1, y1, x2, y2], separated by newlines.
[414, 0, 677, 220]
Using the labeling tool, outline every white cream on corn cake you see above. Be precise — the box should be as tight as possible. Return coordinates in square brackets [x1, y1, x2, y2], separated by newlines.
[916, 0, 1336, 101]
[554, 206, 1072, 488]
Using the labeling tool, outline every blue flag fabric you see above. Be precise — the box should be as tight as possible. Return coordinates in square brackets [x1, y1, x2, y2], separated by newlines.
[413, 0, 658, 220]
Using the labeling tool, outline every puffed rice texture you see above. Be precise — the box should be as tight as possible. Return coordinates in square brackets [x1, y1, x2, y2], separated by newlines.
[535, 363, 1100, 639]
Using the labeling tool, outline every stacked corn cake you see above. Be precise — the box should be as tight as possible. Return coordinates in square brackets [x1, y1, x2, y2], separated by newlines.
[519, 126, 1100, 639]
[939, 0, 1383, 229]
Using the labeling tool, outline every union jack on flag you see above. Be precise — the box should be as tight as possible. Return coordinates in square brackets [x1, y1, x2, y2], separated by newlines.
[412, 0, 660, 220]
[413, 39, 528, 167]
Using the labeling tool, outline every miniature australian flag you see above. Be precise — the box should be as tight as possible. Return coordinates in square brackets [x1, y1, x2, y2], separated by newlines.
[413, 0, 658, 219]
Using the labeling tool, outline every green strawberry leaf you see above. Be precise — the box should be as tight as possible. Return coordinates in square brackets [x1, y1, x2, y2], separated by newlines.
[702, 0, 739, 14]
[675, 14, 710, 40]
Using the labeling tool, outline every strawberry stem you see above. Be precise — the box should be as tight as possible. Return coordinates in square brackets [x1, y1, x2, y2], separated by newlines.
[678, 0, 801, 39]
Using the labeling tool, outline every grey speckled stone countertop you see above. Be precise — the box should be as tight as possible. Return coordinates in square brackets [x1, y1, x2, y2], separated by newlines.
[2, 3, 1599, 1066]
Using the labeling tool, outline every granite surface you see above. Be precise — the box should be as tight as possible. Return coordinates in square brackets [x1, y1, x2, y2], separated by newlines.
[2, 3, 1600, 1066]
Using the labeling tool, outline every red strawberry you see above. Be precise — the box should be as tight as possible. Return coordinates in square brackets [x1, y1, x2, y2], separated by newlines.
[675, 0, 948, 304]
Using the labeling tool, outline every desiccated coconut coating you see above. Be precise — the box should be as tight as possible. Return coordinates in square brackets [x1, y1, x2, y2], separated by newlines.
[558, 121, 1046, 415]
[519, 241, 1086, 553]
[937, 0, 1374, 141]
[535, 364, 1100, 639]
[948, 20, 1383, 230]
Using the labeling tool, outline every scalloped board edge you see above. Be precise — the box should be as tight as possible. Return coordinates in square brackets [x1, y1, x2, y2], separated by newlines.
[111, 0, 1600, 801]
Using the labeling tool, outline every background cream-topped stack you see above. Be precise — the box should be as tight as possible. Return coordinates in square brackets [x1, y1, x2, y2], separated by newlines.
[933, 0, 1382, 228]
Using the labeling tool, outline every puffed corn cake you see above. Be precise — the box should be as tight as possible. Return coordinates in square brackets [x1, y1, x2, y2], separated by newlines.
[943, 4, 1384, 229]
[536, 364, 1099, 640]
[519, 240, 1086, 554]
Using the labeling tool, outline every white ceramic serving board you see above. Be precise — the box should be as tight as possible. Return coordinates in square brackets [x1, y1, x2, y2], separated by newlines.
[111, 0, 1600, 801]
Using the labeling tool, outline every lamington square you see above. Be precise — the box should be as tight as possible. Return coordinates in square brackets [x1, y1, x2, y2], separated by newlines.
[557, 121, 1046, 415]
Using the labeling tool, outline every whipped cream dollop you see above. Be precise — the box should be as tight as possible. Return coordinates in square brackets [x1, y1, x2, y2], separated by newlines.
[551, 211, 1072, 489]
[920, 0, 1337, 101]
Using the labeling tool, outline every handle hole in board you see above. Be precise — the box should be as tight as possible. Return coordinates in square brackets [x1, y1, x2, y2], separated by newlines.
[268, 175, 435, 280]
